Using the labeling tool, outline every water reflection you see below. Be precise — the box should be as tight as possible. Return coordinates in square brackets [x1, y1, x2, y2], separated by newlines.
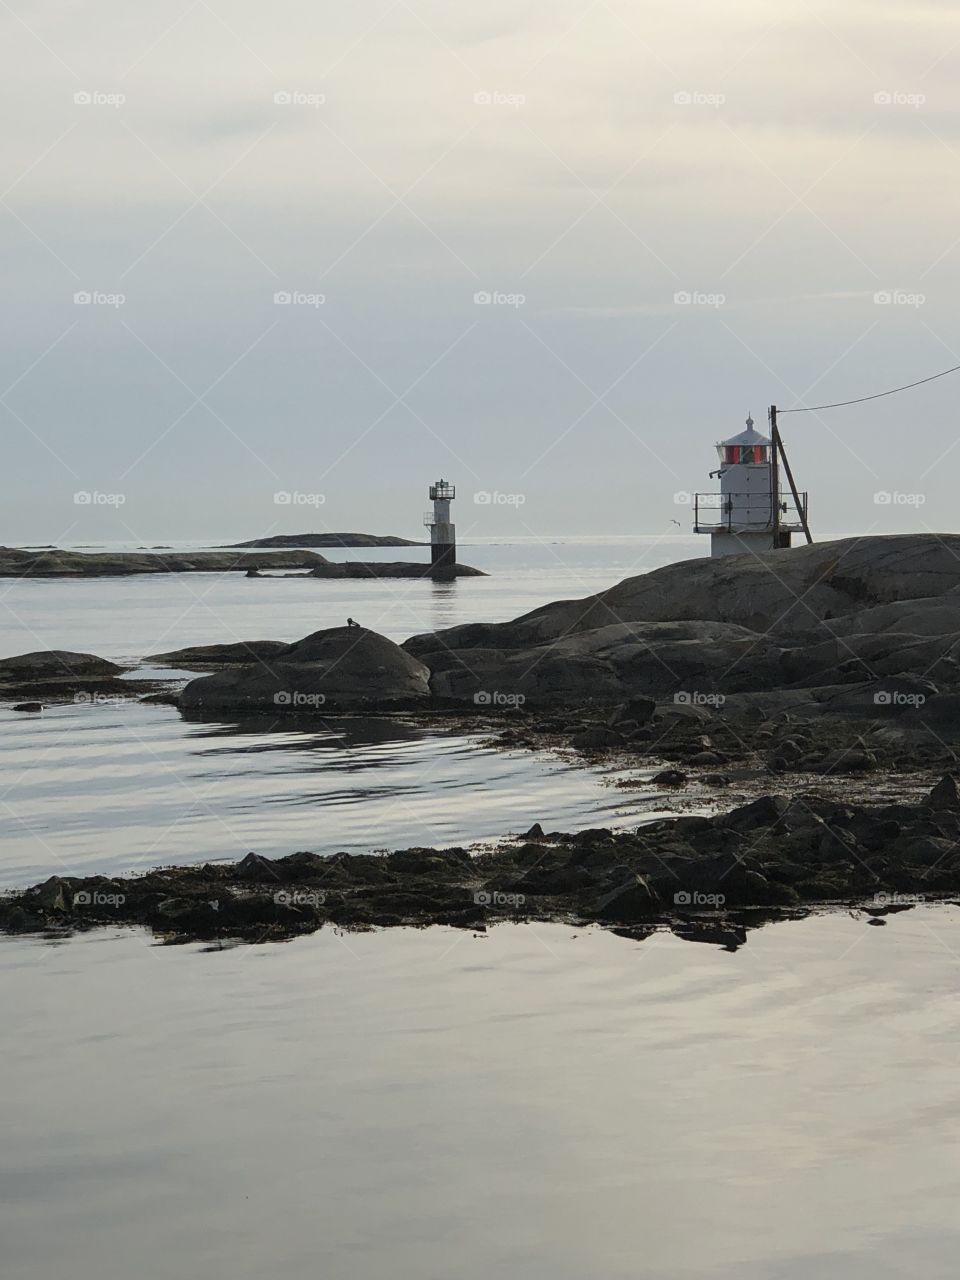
[2, 915, 960, 1279]
[184, 714, 427, 753]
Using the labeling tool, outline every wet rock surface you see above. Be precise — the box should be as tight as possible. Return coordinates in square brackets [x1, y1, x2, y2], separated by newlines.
[4, 779, 959, 948]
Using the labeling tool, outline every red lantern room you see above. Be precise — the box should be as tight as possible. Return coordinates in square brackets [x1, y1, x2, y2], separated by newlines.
[716, 415, 771, 466]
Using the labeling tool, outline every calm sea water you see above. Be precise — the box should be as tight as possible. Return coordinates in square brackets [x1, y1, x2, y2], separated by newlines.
[0, 535, 700, 659]
[5, 534, 958, 1279]
[4, 913, 960, 1280]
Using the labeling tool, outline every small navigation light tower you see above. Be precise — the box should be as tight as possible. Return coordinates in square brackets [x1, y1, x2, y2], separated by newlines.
[693, 412, 811, 557]
[424, 479, 456, 580]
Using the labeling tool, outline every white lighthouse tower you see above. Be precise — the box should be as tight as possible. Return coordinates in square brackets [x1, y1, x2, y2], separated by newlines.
[694, 414, 809, 557]
[424, 479, 456, 579]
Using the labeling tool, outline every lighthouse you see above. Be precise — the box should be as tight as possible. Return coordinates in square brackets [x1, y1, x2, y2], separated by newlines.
[424, 479, 456, 579]
[694, 414, 809, 557]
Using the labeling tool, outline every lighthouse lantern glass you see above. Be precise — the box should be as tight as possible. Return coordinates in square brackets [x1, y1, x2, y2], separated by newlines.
[717, 443, 769, 465]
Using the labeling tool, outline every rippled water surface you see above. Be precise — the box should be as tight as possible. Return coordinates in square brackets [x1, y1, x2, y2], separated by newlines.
[4, 913, 960, 1280]
[0, 698, 684, 888]
[0, 537, 700, 887]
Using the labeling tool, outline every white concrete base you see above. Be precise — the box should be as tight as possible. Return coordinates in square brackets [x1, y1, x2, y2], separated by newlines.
[710, 530, 791, 558]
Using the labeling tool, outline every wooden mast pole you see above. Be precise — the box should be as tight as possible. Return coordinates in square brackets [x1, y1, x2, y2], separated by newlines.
[770, 404, 813, 545]
[769, 404, 780, 543]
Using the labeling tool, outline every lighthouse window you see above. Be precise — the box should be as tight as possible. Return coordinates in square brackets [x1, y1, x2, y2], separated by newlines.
[722, 444, 768, 464]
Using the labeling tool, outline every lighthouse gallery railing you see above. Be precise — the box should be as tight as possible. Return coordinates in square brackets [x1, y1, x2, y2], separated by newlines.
[693, 491, 809, 534]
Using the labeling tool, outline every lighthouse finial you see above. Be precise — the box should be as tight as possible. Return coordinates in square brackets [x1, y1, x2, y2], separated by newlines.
[746, 411, 754, 429]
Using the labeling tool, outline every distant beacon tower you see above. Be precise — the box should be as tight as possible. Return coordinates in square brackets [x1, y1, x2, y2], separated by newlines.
[424, 479, 456, 579]
[694, 415, 808, 558]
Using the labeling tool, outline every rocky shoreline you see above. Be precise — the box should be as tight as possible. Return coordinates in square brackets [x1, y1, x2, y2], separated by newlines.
[7, 532, 960, 948]
[5, 780, 960, 947]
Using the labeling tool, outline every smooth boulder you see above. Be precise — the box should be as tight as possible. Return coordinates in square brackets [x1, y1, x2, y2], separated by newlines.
[0, 650, 122, 682]
[179, 626, 431, 712]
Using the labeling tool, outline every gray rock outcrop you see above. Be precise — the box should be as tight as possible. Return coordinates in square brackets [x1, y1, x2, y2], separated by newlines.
[147, 641, 290, 668]
[403, 534, 960, 707]
[0, 650, 122, 681]
[179, 626, 431, 712]
[421, 619, 780, 702]
[405, 534, 960, 653]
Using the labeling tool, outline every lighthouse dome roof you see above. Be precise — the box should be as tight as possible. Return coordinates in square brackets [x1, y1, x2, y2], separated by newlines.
[719, 415, 770, 448]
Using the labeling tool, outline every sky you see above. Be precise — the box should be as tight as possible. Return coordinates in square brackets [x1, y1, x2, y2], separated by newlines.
[3, 0, 960, 544]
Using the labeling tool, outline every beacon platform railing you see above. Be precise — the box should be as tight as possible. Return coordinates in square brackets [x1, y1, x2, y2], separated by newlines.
[693, 491, 809, 534]
[429, 483, 455, 501]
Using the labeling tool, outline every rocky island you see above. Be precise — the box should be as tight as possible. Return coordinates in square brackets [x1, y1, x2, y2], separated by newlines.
[0, 545, 483, 578]
[229, 532, 426, 548]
